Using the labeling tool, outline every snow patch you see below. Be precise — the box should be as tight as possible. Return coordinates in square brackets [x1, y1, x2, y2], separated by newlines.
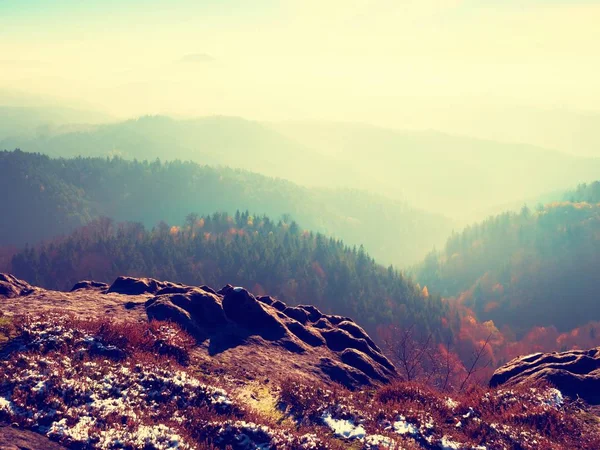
[322, 413, 366, 440]
[392, 416, 418, 435]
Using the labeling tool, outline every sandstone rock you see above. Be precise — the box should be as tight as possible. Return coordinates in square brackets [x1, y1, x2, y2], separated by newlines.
[286, 321, 326, 347]
[107, 276, 181, 295]
[217, 284, 234, 295]
[0, 424, 66, 450]
[257, 295, 275, 306]
[0, 273, 396, 390]
[271, 300, 287, 312]
[0, 274, 34, 298]
[221, 287, 287, 338]
[341, 348, 389, 382]
[298, 304, 322, 322]
[490, 347, 600, 404]
[150, 287, 227, 327]
[318, 357, 370, 387]
[313, 318, 333, 329]
[320, 328, 395, 371]
[337, 320, 380, 353]
[324, 314, 353, 326]
[70, 280, 109, 292]
[283, 306, 309, 324]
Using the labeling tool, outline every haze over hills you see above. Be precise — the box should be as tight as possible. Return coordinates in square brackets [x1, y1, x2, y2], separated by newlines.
[0, 150, 454, 267]
[4, 112, 600, 222]
[414, 194, 600, 342]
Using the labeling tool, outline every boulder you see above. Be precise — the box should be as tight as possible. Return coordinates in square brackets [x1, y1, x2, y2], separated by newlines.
[217, 284, 234, 296]
[337, 320, 380, 353]
[0, 274, 34, 298]
[271, 300, 287, 312]
[70, 280, 109, 292]
[107, 276, 181, 295]
[0, 424, 66, 450]
[283, 306, 309, 324]
[285, 321, 326, 347]
[341, 348, 390, 382]
[320, 328, 395, 371]
[318, 357, 370, 388]
[146, 287, 227, 333]
[313, 318, 333, 329]
[221, 287, 286, 338]
[324, 314, 353, 326]
[298, 304, 322, 322]
[490, 347, 600, 404]
[257, 295, 275, 306]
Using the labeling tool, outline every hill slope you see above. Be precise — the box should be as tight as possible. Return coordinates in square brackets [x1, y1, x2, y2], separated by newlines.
[0, 150, 453, 266]
[414, 201, 600, 335]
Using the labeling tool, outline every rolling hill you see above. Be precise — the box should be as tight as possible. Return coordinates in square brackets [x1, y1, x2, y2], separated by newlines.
[0, 150, 453, 267]
[4, 113, 600, 221]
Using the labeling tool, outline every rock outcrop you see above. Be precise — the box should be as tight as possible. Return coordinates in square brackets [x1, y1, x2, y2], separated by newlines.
[70, 280, 109, 292]
[490, 348, 600, 404]
[0, 274, 34, 298]
[143, 282, 395, 388]
[107, 276, 183, 295]
[0, 424, 66, 450]
[0, 274, 396, 389]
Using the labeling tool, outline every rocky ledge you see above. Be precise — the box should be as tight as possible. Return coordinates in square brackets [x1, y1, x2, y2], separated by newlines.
[0, 274, 395, 389]
[490, 347, 600, 404]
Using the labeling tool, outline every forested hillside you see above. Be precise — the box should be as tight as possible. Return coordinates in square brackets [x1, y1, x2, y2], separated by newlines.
[415, 201, 600, 335]
[0, 150, 452, 266]
[9, 212, 447, 337]
[6, 114, 600, 220]
[563, 181, 600, 203]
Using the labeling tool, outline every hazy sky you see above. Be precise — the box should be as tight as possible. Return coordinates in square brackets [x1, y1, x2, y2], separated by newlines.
[1, 1, 599, 128]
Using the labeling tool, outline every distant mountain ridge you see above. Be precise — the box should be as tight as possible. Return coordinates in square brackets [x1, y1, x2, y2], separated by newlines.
[4, 112, 600, 221]
[0, 149, 454, 267]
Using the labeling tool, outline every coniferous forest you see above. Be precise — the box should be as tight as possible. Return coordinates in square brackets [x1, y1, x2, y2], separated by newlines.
[9, 212, 446, 338]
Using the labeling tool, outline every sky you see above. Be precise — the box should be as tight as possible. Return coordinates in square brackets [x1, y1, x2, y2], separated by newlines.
[1, 0, 599, 144]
